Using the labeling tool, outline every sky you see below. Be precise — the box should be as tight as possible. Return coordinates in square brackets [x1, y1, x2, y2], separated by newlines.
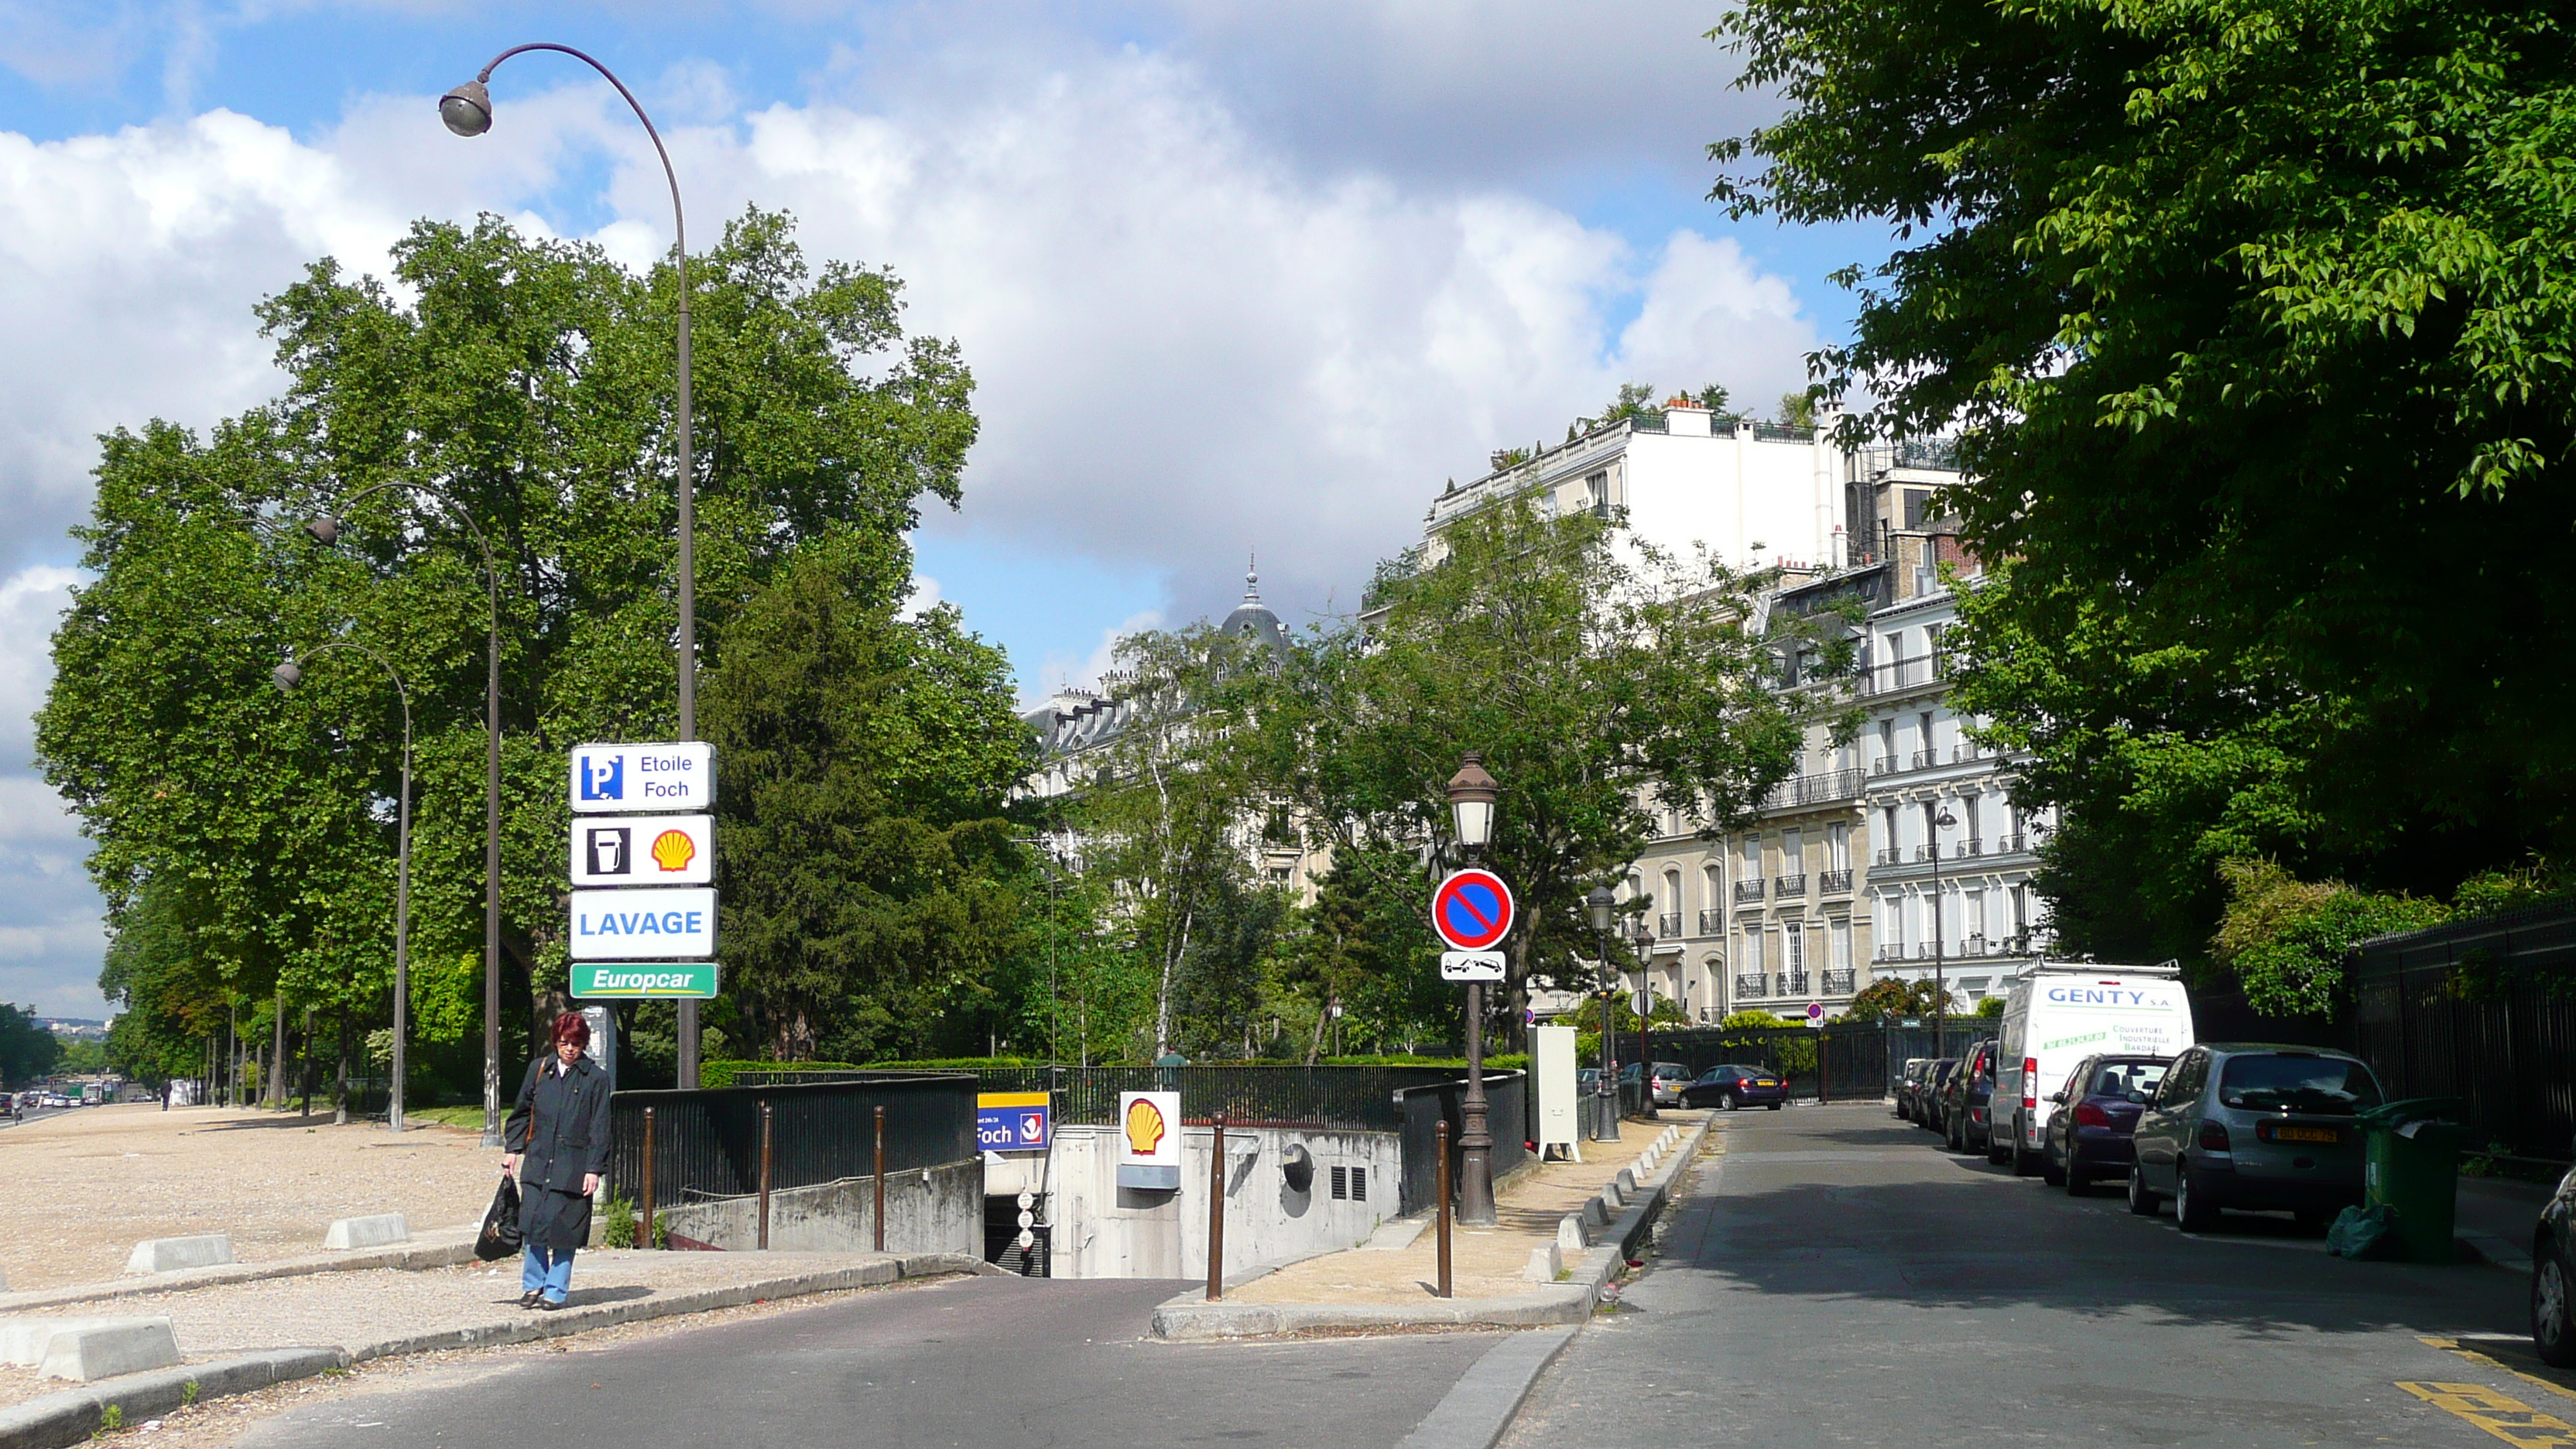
[0, 0, 1895, 1019]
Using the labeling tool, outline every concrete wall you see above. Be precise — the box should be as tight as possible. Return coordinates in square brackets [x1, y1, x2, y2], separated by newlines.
[1041, 1125, 1403, 1281]
[656, 1159, 981, 1256]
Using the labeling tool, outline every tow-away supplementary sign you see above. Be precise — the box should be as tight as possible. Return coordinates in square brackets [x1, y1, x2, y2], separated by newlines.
[1430, 868, 1515, 952]
[1440, 951, 1506, 982]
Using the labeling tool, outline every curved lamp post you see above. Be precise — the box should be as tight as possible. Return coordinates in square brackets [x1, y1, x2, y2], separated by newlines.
[307, 485, 506, 1142]
[444, 43, 702, 1087]
[1584, 885, 1620, 1142]
[274, 642, 413, 1134]
[1444, 753, 1499, 1226]
[1630, 920, 1657, 1122]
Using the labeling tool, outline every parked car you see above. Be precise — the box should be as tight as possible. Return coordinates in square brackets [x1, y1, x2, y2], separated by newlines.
[1894, 1058, 1929, 1119]
[1945, 1040, 1999, 1155]
[2129, 1044, 2381, 1231]
[2042, 1053, 2172, 1192]
[1995, 962, 2196, 1176]
[2533, 1166, 2576, 1365]
[1921, 1058, 1961, 1135]
[1621, 1060, 1695, 1107]
[1684, 1064, 1789, 1111]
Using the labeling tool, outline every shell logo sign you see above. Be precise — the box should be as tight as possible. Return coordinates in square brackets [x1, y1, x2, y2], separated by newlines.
[649, 828, 697, 873]
[1116, 1091, 1183, 1190]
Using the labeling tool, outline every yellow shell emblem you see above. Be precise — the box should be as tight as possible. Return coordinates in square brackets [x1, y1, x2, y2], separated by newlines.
[1124, 1097, 1167, 1156]
[649, 828, 697, 872]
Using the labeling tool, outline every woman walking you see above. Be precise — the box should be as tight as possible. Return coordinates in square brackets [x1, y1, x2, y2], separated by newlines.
[503, 1012, 611, 1310]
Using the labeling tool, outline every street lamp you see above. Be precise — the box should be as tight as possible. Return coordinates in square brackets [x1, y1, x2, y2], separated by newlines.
[1928, 803, 1958, 1057]
[1630, 920, 1657, 1122]
[1444, 752, 1499, 1226]
[443, 40, 703, 1087]
[274, 642, 413, 1134]
[1584, 885, 1620, 1142]
[307, 486, 506, 1142]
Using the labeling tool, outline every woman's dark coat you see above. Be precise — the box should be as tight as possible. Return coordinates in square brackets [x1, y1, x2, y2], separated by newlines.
[505, 1052, 611, 1253]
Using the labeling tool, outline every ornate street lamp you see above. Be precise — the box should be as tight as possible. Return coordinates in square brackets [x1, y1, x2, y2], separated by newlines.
[1631, 919, 1657, 1122]
[1585, 885, 1620, 1141]
[443, 41, 704, 1087]
[1444, 752, 1499, 1225]
[1929, 803, 1959, 1057]
[274, 643, 413, 1134]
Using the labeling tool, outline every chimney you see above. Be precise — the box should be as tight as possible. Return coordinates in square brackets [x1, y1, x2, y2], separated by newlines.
[1663, 395, 1712, 438]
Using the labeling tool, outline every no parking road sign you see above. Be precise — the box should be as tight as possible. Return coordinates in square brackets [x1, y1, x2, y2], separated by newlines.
[1431, 868, 1515, 952]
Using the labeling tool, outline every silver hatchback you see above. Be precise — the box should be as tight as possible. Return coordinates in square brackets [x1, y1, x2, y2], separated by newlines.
[2126, 1043, 2381, 1232]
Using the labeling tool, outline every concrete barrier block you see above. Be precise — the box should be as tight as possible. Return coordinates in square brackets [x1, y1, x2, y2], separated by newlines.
[1557, 1215, 1589, 1253]
[124, 1234, 233, 1275]
[0, 1318, 122, 1366]
[33, 1319, 180, 1381]
[323, 1214, 409, 1250]
[1581, 1197, 1611, 1229]
[1523, 1242, 1562, 1282]
[1615, 1167, 1637, 1197]
[1639, 1149, 1659, 1175]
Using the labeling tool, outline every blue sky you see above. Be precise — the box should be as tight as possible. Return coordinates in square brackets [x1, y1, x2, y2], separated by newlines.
[0, 0, 1892, 1015]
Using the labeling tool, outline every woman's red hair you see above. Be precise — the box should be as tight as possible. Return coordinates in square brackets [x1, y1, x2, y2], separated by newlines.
[551, 1012, 591, 1049]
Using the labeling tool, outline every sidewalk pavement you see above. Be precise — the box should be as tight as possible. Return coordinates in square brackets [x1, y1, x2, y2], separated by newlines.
[0, 1246, 993, 1447]
[1154, 1108, 1716, 1340]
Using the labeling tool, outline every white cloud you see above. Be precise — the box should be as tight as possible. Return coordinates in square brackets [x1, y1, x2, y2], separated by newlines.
[1039, 608, 1163, 704]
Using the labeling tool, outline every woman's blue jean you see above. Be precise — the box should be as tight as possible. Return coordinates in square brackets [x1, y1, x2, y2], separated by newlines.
[522, 1244, 574, 1304]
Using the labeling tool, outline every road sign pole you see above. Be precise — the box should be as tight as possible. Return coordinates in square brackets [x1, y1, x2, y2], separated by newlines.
[1460, 980, 1495, 1225]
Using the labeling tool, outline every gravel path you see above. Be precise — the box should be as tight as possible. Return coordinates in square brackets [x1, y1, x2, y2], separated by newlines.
[0, 1105, 495, 1293]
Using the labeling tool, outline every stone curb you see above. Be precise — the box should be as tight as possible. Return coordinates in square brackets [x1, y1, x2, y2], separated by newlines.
[0, 1348, 347, 1449]
[1150, 1115, 1715, 1341]
[0, 1228, 485, 1314]
[0, 1252, 998, 1449]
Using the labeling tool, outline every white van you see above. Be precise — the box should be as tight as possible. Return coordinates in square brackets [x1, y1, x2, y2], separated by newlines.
[1993, 962, 2194, 1175]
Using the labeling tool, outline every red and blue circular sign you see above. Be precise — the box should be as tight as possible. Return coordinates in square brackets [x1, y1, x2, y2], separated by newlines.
[1431, 868, 1516, 951]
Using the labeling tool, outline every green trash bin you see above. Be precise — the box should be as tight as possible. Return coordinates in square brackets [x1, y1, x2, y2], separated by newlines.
[2358, 1097, 2464, 1262]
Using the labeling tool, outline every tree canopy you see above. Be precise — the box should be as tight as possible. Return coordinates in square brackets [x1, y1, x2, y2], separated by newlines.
[1714, 0, 2576, 959]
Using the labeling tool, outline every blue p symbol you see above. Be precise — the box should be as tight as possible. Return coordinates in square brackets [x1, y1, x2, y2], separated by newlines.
[580, 755, 625, 801]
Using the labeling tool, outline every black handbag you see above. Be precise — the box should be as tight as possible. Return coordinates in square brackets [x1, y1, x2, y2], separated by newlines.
[475, 1173, 524, 1261]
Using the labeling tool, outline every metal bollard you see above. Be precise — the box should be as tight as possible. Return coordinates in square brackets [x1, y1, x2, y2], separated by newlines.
[873, 1105, 887, 1253]
[639, 1105, 656, 1251]
[1436, 1118, 1453, 1299]
[758, 1101, 773, 1251]
[1207, 1112, 1227, 1303]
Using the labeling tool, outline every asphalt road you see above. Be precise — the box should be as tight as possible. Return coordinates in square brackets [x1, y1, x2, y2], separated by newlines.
[231, 1274, 1509, 1449]
[1505, 1102, 2567, 1448]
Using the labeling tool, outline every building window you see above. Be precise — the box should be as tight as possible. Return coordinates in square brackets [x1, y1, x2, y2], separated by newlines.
[1831, 918, 1852, 970]
[1786, 923, 1805, 973]
[1827, 823, 1850, 872]
[1586, 470, 1609, 514]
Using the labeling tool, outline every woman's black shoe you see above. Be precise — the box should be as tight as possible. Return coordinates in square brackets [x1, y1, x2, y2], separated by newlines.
[519, 1290, 543, 1310]
[536, 1297, 564, 1311]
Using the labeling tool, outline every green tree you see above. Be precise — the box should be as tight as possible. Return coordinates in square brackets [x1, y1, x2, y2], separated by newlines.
[701, 530, 1028, 1062]
[1713, 0, 2576, 951]
[1251, 495, 1841, 1046]
[2211, 858, 2450, 1016]
[39, 208, 978, 1081]
[0, 1005, 60, 1085]
[1846, 976, 1959, 1021]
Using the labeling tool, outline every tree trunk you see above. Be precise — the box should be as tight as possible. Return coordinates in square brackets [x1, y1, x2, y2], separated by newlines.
[334, 1005, 350, 1127]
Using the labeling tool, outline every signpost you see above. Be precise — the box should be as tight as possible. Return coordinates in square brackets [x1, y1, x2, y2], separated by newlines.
[1807, 1002, 1825, 1028]
[568, 742, 718, 1012]
[1430, 868, 1514, 952]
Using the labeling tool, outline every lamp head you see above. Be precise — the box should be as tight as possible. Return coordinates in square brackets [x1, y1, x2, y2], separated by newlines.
[304, 516, 341, 547]
[1586, 884, 1615, 934]
[1934, 806, 1958, 828]
[1444, 752, 1499, 851]
[439, 80, 493, 137]
[270, 659, 302, 693]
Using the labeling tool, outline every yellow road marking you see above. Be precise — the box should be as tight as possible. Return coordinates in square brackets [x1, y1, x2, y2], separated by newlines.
[2398, 1380, 2576, 1446]
[2422, 1337, 2576, 1406]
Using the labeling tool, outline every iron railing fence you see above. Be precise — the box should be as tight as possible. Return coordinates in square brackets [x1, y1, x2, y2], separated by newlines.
[2352, 908, 2576, 1163]
[1630, 1023, 1961, 1101]
[1396, 1071, 1531, 1216]
[752, 1064, 1471, 1132]
[606, 1074, 976, 1206]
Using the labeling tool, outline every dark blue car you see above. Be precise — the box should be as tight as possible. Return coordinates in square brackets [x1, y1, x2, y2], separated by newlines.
[1683, 1064, 1789, 1111]
[2042, 1053, 2172, 1193]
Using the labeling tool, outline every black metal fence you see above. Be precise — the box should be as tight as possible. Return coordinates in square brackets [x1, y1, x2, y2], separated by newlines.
[759, 1064, 1473, 1132]
[606, 1073, 978, 1205]
[1629, 1023, 1960, 1101]
[2352, 908, 2576, 1163]
[1396, 1071, 1530, 1216]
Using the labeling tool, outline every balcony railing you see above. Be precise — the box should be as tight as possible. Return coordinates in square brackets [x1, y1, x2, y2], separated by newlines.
[1958, 837, 1983, 857]
[1861, 654, 1944, 697]
[1761, 767, 1864, 811]
[1819, 868, 1854, 893]
[1823, 968, 1857, 995]
[1993, 832, 2027, 855]
[1951, 743, 1984, 764]
[1656, 913, 1682, 939]
[1875, 847, 1905, 866]
[1774, 873, 1808, 898]
[1910, 749, 1939, 769]
[1780, 971, 1809, 996]
[1697, 908, 1723, 935]
[1870, 755, 1900, 776]
[1963, 933, 1987, 957]
[1735, 880, 1766, 903]
[1873, 944, 1903, 963]
[1735, 975, 1768, 999]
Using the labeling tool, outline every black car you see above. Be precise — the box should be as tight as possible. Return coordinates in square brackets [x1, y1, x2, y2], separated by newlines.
[1921, 1057, 1961, 1135]
[2041, 1053, 2171, 1193]
[1684, 1064, 1790, 1111]
[1945, 1040, 1999, 1155]
[1894, 1058, 1930, 1120]
[2535, 1166, 2576, 1366]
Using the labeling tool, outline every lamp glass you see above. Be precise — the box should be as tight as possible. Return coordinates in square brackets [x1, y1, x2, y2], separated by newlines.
[440, 88, 492, 137]
[1452, 797, 1494, 850]
[1586, 886, 1614, 933]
